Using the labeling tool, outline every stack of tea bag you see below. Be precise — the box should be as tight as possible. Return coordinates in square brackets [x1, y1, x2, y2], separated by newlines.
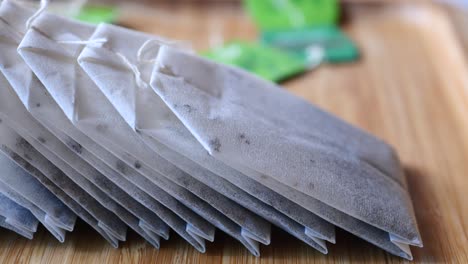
[0, 0, 422, 260]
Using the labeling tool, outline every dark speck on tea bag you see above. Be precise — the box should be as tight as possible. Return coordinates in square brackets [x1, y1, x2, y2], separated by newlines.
[238, 133, 251, 145]
[16, 137, 35, 152]
[134, 161, 142, 169]
[209, 138, 221, 152]
[183, 104, 194, 113]
[96, 123, 108, 133]
[66, 137, 83, 154]
[115, 160, 128, 175]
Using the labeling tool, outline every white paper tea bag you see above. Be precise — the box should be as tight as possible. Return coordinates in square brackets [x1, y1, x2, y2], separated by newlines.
[74, 23, 337, 255]
[0, 94, 126, 248]
[16, 15, 216, 252]
[19, 15, 288, 255]
[0, 219, 34, 239]
[0, 71, 128, 247]
[0, 151, 75, 242]
[148, 46, 422, 259]
[0, 192, 38, 238]
[76, 22, 340, 252]
[0, 119, 129, 247]
[0, 0, 158, 246]
[0, 127, 127, 247]
[76, 23, 341, 255]
[0, 182, 68, 241]
[24, 21, 278, 255]
[0, 214, 35, 239]
[0, 153, 76, 231]
[0, 150, 123, 246]
[0, 5, 131, 245]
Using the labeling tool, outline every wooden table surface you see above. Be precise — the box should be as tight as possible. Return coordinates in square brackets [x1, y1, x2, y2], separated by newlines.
[1, 2, 467, 263]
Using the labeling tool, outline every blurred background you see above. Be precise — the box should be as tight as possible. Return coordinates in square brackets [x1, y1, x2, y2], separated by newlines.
[17, 0, 468, 86]
[16, 0, 468, 84]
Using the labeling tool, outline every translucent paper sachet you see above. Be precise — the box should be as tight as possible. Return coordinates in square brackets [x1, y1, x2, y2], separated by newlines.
[0, 0, 129, 246]
[0, 146, 75, 242]
[13, 29, 170, 250]
[149, 46, 422, 259]
[76, 23, 285, 255]
[77, 22, 342, 254]
[0, 192, 38, 238]
[18, 13, 222, 252]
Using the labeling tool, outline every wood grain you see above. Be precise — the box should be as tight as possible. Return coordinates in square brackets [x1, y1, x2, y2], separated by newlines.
[1, 2, 467, 263]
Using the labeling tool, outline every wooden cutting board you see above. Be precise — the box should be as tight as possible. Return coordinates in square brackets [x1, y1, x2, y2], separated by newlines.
[1, 2, 466, 263]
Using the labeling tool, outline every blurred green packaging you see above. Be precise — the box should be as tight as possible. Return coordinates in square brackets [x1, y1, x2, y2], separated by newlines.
[261, 26, 359, 63]
[244, 0, 359, 63]
[244, 0, 339, 31]
[75, 5, 118, 24]
[203, 41, 308, 82]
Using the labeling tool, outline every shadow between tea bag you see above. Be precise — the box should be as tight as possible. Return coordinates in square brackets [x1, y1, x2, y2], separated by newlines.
[0, 1, 167, 248]
[76, 24, 337, 254]
[24, 20, 276, 255]
[0, 192, 38, 238]
[16, 14, 219, 252]
[148, 46, 423, 259]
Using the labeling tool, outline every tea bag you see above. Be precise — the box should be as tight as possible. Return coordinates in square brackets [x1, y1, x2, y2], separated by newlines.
[76, 23, 339, 253]
[1, 168, 120, 247]
[0, 75, 129, 246]
[0, 115, 125, 247]
[22, 18, 276, 255]
[0, 1, 131, 246]
[16, 14, 216, 252]
[0, 1, 168, 248]
[0, 153, 76, 231]
[0, 86, 125, 248]
[74, 23, 340, 256]
[0, 214, 35, 239]
[0, 149, 75, 242]
[0, 220, 33, 239]
[0, 192, 38, 238]
[149, 46, 422, 259]
[0, 127, 127, 247]
[0, 182, 68, 241]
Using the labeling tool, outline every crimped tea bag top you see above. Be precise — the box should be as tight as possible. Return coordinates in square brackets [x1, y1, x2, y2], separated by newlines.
[0, 0, 423, 260]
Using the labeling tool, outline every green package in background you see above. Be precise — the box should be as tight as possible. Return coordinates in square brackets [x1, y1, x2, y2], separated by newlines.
[261, 26, 359, 63]
[244, 0, 339, 31]
[75, 5, 118, 24]
[202, 42, 308, 82]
